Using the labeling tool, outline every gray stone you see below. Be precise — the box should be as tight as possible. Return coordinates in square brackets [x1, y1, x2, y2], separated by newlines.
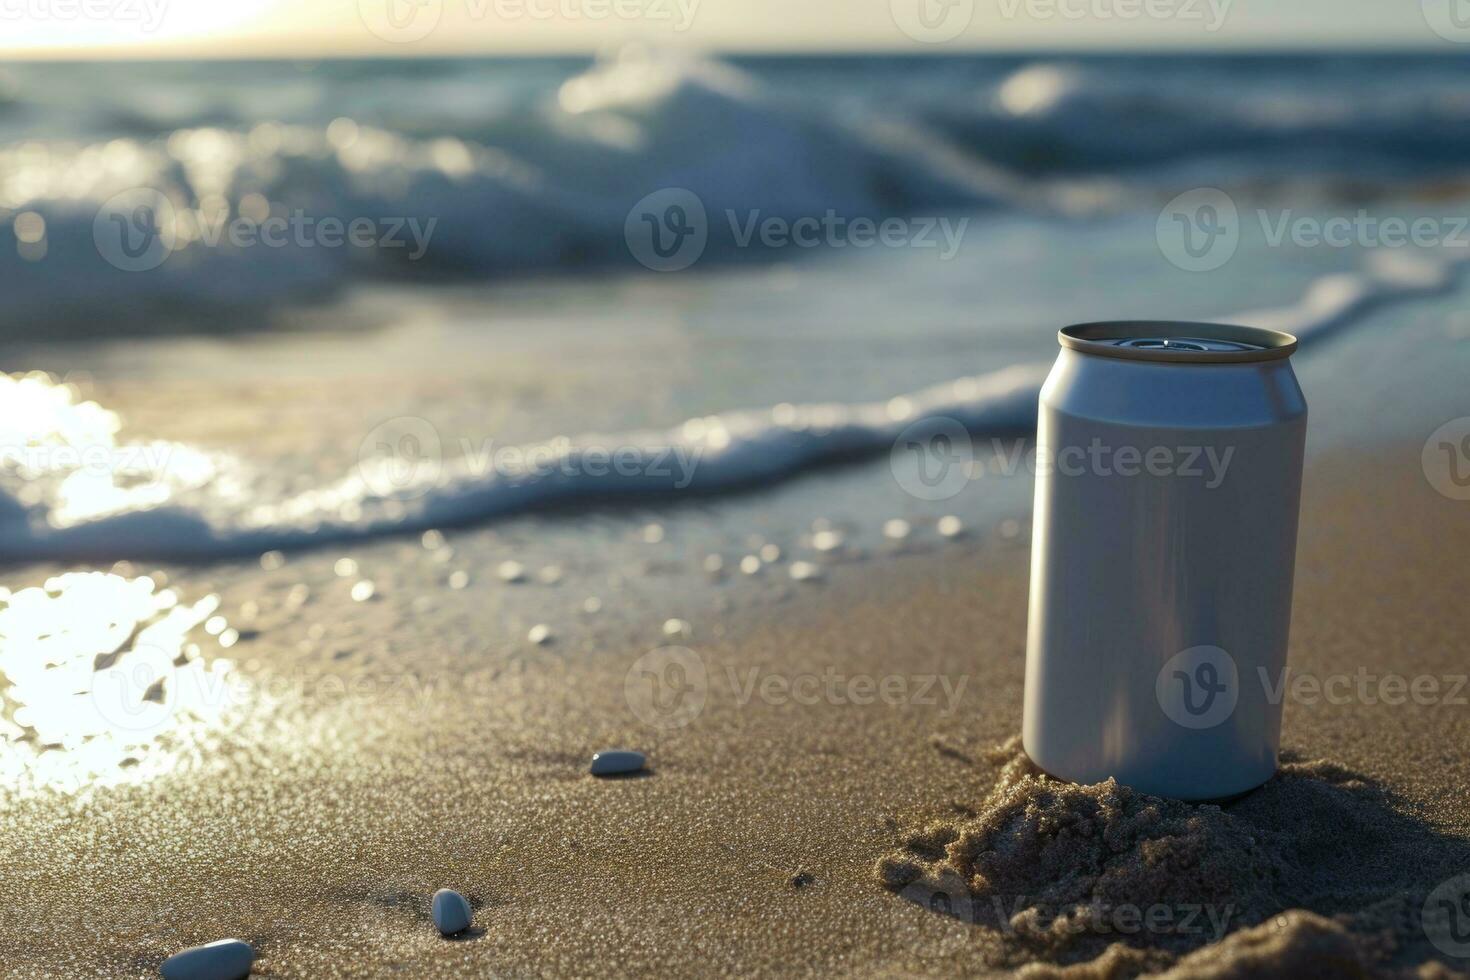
[590, 750, 645, 776]
[160, 939, 254, 980]
[432, 888, 473, 936]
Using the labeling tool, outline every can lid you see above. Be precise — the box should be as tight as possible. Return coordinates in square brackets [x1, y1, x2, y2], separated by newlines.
[1059, 321, 1298, 363]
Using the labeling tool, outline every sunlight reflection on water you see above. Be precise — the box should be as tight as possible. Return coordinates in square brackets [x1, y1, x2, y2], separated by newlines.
[0, 570, 240, 795]
[0, 371, 220, 530]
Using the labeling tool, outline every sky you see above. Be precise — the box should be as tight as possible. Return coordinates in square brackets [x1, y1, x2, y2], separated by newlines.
[0, 0, 1460, 58]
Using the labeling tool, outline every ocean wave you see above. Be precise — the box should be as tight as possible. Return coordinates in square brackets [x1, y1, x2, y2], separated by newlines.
[3, 248, 1466, 563]
[0, 51, 1014, 335]
[3, 52, 1470, 335]
[928, 59, 1470, 179]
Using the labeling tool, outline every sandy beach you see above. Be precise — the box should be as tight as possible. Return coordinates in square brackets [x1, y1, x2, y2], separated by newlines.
[3, 430, 1468, 978]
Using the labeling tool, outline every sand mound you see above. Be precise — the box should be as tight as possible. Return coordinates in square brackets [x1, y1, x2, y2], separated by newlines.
[876, 738, 1470, 977]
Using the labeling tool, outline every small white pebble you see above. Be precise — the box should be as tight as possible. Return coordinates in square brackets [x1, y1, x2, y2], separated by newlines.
[334, 557, 358, 578]
[789, 561, 822, 582]
[759, 543, 781, 562]
[663, 618, 690, 638]
[259, 551, 284, 571]
[432, 888, 472, 936]
[937, 515, 964, 538]
[538, 565, 563, 585]
[161, 939, 254, 980]
[497, 560, 526, 583]
[528, 624, 553, 645]
[740, 555, 762, 575]
[583, 596, 602, 614]
[702, 554, 725, 574]
[883, 519, 912, 540]
[641, 522, 665, 544]
[447, 570, 469, 590]
[421, 529, 445, 550]
[350, 580, 375, 602]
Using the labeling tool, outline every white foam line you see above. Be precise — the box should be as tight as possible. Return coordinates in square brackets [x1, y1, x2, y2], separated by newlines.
[4, 248, 1467, 562]
[1233, 247, 1470, 343]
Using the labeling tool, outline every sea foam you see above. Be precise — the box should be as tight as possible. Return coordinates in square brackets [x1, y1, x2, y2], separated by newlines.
[1, 249, 1465, 563]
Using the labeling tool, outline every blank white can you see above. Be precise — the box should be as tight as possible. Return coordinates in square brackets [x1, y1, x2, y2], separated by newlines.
[1022, 321, 1307, 801]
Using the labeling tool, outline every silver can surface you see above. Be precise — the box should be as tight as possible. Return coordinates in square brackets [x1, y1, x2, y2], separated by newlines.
[1022, 320, 1307, 801]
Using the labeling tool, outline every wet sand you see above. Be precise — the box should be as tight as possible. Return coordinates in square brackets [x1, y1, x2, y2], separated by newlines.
[2, 439, 1469, 978]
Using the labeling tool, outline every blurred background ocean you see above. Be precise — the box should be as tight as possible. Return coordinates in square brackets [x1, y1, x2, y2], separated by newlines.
[3, 52, 1470, 333]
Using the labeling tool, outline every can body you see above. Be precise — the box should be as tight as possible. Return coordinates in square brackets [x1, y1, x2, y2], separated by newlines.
[1022, 322, 1307, 801]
